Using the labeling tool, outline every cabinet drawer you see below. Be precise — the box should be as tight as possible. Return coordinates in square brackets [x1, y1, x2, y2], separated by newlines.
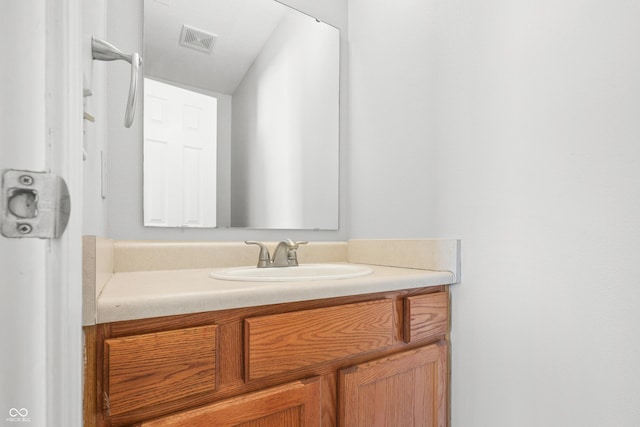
[404, 291, 448, 343]
[245, 299, 395, 381]
[104, 325, 218, 417]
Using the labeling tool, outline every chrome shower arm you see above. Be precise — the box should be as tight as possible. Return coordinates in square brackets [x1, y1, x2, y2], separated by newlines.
[124, 52, 142, 128]
[91, 37, 132, 62]
[91, 36, 143, 128]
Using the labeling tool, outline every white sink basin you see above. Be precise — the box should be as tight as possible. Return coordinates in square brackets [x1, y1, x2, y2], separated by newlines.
[210, 263, 373, 282]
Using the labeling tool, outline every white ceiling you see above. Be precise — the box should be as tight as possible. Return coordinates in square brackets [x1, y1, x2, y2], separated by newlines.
[144, 0, 288, 94]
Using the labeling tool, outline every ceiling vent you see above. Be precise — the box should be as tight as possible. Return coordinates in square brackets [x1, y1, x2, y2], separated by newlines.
[179, 24, 217, 54]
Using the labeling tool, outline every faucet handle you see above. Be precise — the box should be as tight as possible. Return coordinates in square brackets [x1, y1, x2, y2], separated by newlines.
[287, 240, 308, 248]
[286, 240, 308, 266]
[244, 241, 270, 268]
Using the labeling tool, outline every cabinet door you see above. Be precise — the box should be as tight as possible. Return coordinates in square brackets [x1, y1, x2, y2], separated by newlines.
[339, 342, 447, 427]
[138, 377, 321, 427]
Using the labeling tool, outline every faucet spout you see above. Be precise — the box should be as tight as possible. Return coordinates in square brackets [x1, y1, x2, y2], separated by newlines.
[272, 239, 296, 267]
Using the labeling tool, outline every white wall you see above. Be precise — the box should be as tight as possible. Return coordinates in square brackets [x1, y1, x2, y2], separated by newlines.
[82, 0, 108, 236]
[349, 0, 640, 426]
[231, 11, 340, 229]
[102, 0, 348, 241]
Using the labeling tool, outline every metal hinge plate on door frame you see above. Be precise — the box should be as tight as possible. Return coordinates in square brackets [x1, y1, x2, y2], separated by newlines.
[0, 169, 71, 239]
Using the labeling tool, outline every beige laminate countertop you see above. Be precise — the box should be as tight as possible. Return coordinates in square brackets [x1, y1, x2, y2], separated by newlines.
[97, 263, 455, 324]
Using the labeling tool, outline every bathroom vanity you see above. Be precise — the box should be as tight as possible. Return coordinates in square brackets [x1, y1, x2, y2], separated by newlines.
[83, 239, 459, 426]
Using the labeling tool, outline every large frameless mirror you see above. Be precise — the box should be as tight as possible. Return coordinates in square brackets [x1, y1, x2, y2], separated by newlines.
[143, 0, 340, 230]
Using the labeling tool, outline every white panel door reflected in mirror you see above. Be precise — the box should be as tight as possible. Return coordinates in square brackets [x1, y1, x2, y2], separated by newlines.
[143, 78, 217, 227]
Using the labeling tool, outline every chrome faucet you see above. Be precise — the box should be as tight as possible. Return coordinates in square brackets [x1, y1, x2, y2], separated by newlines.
[245, 239, 308, 268]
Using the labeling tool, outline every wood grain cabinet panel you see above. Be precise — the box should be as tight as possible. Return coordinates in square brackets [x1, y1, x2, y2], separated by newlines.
[86, 287, 451, 426]
[135, 377, 321, 427]
[339, 342, 448, 427]
[245, 299, 395, 381]
[104, 325, 218, 417]
[404, 291, 448, 343]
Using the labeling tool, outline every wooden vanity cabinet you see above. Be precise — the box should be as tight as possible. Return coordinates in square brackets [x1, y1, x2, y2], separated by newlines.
[84, 286, 450, 427]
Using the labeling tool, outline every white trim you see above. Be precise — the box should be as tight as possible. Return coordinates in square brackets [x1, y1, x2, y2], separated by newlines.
[45, 0, 84, 425]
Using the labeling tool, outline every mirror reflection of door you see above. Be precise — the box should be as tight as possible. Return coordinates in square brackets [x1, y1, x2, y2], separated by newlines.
[143, 78, 218, 227]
